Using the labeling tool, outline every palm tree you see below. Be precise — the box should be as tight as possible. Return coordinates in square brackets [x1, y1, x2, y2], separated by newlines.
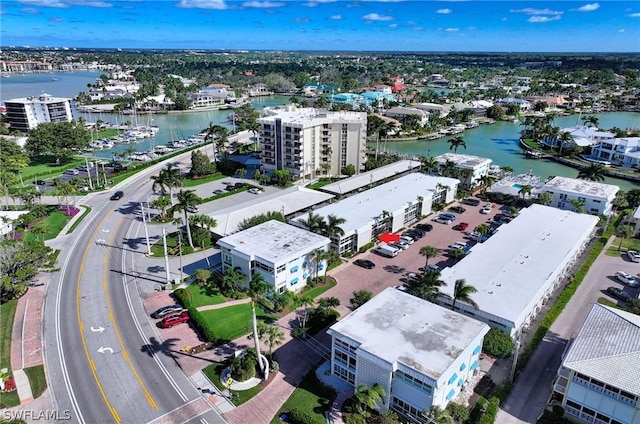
[577, 164, 606, 182]
[448, 136, 466, 153]
[151, 163, 183, 205]
[324, 214, 345, 241]
[221, 268, 245, 294]
[518, 184, 532, 199]
[479, 174, 496, 193]
[353, 383, 386, 416]
[151, 195, 172, 220]
[500, 166, 514, 175]
[420, 156, 439, 174]
[406, 269, 446, 302]
[308, 248, 326, 282]
[583, 115, 599, 128]
[255, 321, 284, 362]
[451, 278, 478, 310]
[56, 180, 74, 214]
[537, 191, 553, 206]
[294, 295, 315, 328]
[557, 131, 574, 156]
[423, 406, 454, 424]
[31, 221, 48, 242]
[419, 246, 438, 269]
[570, 198, 585, 213]
[474, 223, 490, 236]
[299, 211, 326, 234]
[204, 122, 227, 158]
[615, 225, 634, 251]
[174, 189, 202, 248]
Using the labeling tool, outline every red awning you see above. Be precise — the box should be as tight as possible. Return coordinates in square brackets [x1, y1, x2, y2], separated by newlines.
[379, 232, 400, 244]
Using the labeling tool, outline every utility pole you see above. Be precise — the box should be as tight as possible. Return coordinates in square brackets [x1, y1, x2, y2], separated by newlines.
[510, 333, 521, 382]
[86, 156, 94, 190]
[178, 231, 184, 284]
[162, 227, 171, 284]
[140, 202, 151, 256]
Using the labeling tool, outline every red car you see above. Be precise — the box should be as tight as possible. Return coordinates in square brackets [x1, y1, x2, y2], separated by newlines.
[159, 311, 190, 328]
[455, 222, 469, 231]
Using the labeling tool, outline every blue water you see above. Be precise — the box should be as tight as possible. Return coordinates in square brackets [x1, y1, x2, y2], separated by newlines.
[3, 71, 639, 190]
[512, 184, 523, 190]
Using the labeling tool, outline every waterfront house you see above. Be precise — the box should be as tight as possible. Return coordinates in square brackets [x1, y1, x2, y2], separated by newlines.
[327, 288, 489, 418]
[384, 107, 429, 127]
[540, 176, 619, 216]
[303, 82, 339, 97]
[551, 304, 640, 424]
[434, 153, 492, 189]
[217, 220, 330, 294]
[591, 137, 640, 169]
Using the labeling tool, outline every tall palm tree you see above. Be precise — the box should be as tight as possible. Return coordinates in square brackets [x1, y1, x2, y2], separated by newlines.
[324, 214, 345, 241]
[570, 198, 585, 213]
[583, 115, 599, 128]
[174, 189, 202, 248]
[406, 269, 446, 302]
[151, 195, 172, 220]
[577, 163, 606, 182]
[448, 136, 466, 153]
[451, 278, 478, 310]
[299, 211, 326, 234]
[479, 174, 496, 193]
[354, 384, 386, 416]
[615, 225, 634, 251]
[419, 246, 438, 269]
[308, 248, 326, 282]
[420, 155, 439, 174]
[474, 223, 490, 236]
[255, 321, 284, 362]
[518, 184, 532, 199]
[294, 294, 315, 328]
[557, 131, 574, 156]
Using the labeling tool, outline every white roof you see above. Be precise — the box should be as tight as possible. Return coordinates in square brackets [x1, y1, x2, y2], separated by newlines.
[541, 176, 619, 199]
[259, 106, 366, 126]
[320, 160, 422, 195]
[564, 304, 640, 396]
[434, 153, 492, 168]
[218, 220, 329, 264]
[0, 211, 29, 220]
[208, 186, 334, 236]
[439, 205, 598, 326]
[298, 174, 458, 235]
[329, 288, 489, 380]
[4, 93, 71, 104]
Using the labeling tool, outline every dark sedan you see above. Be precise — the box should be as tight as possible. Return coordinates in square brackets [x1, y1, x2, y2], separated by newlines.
[151, 304, 185, 319]
[354, 259, 375, 269]
[606, 286, 632, 304]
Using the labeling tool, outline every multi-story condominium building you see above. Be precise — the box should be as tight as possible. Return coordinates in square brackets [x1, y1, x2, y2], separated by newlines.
[327, 288, 489, 419]
[384, 107, 430, 127]
[434, 153, 492, 189]
[540, 176, 619, 216]
[3, 93, 73, 132]
[591, 137, 640, 168]
[438, 204, 598, 337]
[217, 220, 330, 294]
[259, 106, 367, 179]
[551, 304, 640, 424]
[292, 173, 458, 254]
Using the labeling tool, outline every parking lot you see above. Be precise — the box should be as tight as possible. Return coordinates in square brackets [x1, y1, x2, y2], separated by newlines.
[326, 198, 505, 315]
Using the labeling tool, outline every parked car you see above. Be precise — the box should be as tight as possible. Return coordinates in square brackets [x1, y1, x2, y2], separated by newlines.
[34, 180, 47, 186]
[440, 213, 457, 221]
[462, 198, 481, 206]
[248, 188, 262, 194]
[151, 304, 185, 319]
[469, 233, 489, 243]
[403, 230, 423, 239]
[354, 259, 375, 269]
[606, 286, 632, 303]
[416, 223, 433, 232]
[449, 206, 466, 214]
[390, 242, 409, 251]
[400, 236, 415, 245]
[374, 244, 399, 258]
[64, 168, 80, 176]
[393, 284, 409, 292]
[625, 250, 640, 263]
[419, 264, 441, 272]
[480, 204, 493, 214]
[186, 205, 198, 213]
[433, 216, 453, 225]
[615, 271, 640, 287]
[110, 190, 124, 201]
[213, 189, 225, 195]
[454, 222, 469, 231]
[159, 311, 190, 328]
[450, 241, 467, 250]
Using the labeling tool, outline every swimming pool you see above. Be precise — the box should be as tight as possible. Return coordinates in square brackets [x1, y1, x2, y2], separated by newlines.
[512, 183, 523, 190]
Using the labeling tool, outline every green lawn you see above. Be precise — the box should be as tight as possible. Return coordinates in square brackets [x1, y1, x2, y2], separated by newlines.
[23, 365, 46, 399]
[202, 362, 263, 406]
[0, 300, 20, 408]
[306, 178, 339, 190]
[200, 304, 276, 342]
[19, 155, 84, 182]
[186, 283, 226, 308]
[302, 280, 337, 300]
[606, 237, 640, 257]
[67, 206, 92, 234]
[270, 369, 334, 424]
[182, 173, 225, 187]
[22, 209, 69, 242]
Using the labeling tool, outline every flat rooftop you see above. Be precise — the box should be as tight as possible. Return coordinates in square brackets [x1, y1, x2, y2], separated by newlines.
[541, 176, 619, 199]
[563, 304, 640, 397]
[208, 186, 334, 236]
[218, 220, 329, 264]
[435, 153, 492, 168]
[296, 174, 458, 235]
[320, 160, 422, 195]
[4, 92, 71, 103]
[259, 106, 366, 126]
[329, 288, 488, 380]
[439, 204, 598, 325]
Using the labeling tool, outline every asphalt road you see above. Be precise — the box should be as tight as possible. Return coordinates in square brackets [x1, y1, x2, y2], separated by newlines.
[43, 149, 229, 423]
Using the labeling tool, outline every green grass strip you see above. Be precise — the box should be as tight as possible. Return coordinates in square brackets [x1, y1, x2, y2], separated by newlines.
[23, 365, 47, 399]
[67, 206, 92, 234]
[0, 300, 20, 408]
[202, 362, 264, 406]
[182, 173, 226, 187]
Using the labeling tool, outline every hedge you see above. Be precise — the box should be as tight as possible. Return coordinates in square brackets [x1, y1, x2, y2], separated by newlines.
[477, 397, 499, 424]
[358, 241, 375, 253]
[174, 288, 218, 342]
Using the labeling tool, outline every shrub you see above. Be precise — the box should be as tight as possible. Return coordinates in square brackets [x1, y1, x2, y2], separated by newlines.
[446, 402, 470, 422]
[483, 328, 514, 358]
[230, 348, 257, 381]
[344, 414, 367, 424]
[478, 397, 499, 424]
[287, 408, 317, 424]
[358, 241, 375, 253]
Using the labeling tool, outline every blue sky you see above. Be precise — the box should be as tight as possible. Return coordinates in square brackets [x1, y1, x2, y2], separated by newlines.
[1, 1, 639, 52]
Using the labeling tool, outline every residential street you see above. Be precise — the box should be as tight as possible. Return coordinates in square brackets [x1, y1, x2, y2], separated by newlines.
[497, 236, 640, 423]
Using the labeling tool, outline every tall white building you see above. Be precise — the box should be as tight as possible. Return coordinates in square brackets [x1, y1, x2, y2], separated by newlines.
[434, 153, 492, 189]
[217, 220, 330, 294]
[540, 176, 619, 216]
[3, 93, 73, 132]
[258, 106, 367, 179]
[327, 288, 489, 418]
[552, 304, 640, 424]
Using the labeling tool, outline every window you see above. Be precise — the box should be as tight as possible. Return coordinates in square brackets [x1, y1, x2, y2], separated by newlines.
[290, 277, 299, 285]
[473, 345, 481, 355]
[335, 338, 357, 354]
[290, 265, 299, 273]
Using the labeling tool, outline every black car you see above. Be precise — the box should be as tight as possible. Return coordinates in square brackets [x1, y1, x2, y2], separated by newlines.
[416, 223, 433, 232]
[462, 198, 481, 206]
[186, 205, 198, 213]
[213, 189, 225, 195]
[354, 259, 375, 269]
[151, 304, 185, 319]
[606, 286, 632, 303]
[449, 206, 467, 214]
[34, 180, 46, 186]
[110, 190, 124, 200]
[403, 230, 423, 239]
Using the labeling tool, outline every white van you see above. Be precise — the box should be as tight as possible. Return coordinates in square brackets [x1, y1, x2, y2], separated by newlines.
[374, 244, 399, 258]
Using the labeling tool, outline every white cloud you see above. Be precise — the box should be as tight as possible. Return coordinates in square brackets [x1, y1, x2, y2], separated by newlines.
[21, 7, 41, 13]
[303, 0, 336, 6]
[241, 1, 285, 8]
[629, 12, 640, 17]
[576, 3, 599, 12]
[445, 27, 459, 31]
[510, 8, 563, 16]
[436, 8, 452, 14]
[362, 13, 394, 21]
[176, 0, 229, 9]
[388, 23, 397, 28]
[329, 14, 342, 20]
[501, 17, 507, 21]
[19, 0, 69, 7]
[527, 15, 562, 23]
[618, 29, 625, 32]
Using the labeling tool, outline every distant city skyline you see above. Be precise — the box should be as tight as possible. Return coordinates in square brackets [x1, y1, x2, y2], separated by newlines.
[1, 1, 639, 52]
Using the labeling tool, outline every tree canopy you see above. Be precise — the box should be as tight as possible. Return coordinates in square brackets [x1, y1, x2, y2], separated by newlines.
[24, 122, 91, 160]
[1, 240, 54, 303]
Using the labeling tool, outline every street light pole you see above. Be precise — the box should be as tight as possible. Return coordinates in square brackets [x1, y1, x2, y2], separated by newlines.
[162, 227, 171, 284]
[510, 332, 521, 382]
[140, 202, 151, 256]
